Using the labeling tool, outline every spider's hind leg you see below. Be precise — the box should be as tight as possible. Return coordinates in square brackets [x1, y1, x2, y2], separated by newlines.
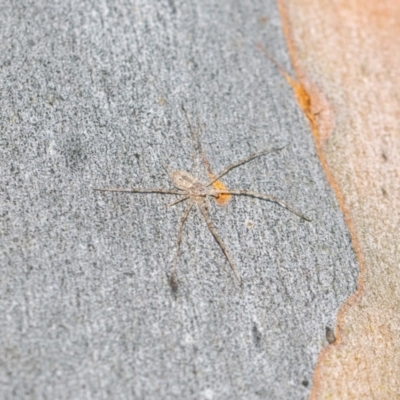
[169, 201, 194, 291]
[198, 200, 242, 285]
[214, 189, 311, 221]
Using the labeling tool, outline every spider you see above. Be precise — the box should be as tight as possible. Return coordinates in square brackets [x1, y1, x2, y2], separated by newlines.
[95, 106, 310, 289]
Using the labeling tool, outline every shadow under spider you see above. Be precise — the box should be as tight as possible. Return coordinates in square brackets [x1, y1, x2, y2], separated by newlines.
[95, 106, 310, 289]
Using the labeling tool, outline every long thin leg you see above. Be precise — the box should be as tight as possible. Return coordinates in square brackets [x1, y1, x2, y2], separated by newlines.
[257, 43, 294, 84]
[94, 188, 183, 195]
[206, 147, 285, 187]
[214, 189, 311, 221]
[257, 43, 317, 122]
[181, 105, 200, 178]
[171, 201, 194, 288]
[166, 196, 189, 208]
[197, 130, 213, 176]
[197, 201, 242, 285]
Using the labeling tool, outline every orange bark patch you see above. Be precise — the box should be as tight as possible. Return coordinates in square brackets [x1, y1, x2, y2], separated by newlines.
[257, 42, 333, 148]
[278, 0, 400, 398]
[209, 174, 231, 206]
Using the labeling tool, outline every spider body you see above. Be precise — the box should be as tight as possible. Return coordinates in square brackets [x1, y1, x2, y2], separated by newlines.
[168, 169, 205, 195]
[95, 107, 310, 289]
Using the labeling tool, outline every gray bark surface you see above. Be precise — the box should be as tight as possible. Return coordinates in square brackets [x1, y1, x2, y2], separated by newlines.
[0, 1, 358, 399]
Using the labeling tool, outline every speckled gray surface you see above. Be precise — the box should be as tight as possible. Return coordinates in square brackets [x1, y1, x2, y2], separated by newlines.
[0, 1, 358, 399]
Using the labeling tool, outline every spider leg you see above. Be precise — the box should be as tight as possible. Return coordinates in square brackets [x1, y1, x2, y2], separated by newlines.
[257, 43, 294, 86]
[197, 200, 242, 285]
[171, 201, 194, 289]
[182, 105, 200, 178]
[195, 122, 222, 186]
[214, 189, 311, 221]
[206, 146, 285, 187]
[94, 188, 183, 195]
[166, 196, 189, 209]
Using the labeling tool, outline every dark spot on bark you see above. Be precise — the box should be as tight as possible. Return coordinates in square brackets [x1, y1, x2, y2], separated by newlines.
[169, 273, 178, 294]
[167, 0, 176, 14]
[252, 324, 262, 347]
[325, 326, 336, 344]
